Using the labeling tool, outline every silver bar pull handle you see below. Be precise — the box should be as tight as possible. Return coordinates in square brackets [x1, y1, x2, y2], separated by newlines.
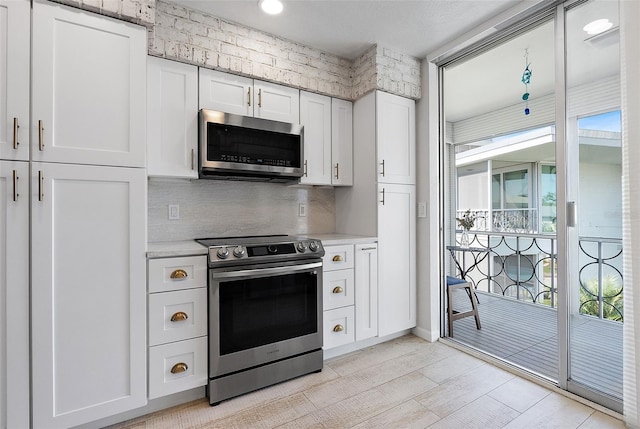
[567, 201, 577, 227]
[38, 170, 44, 202]
[191, 148, 195, 170]
[258, 88, 262, 107]
[335, 162, 339, 180]
[38, 120, 44, 151]
[13, 117, 19, 149]
[12, 170, 18, 202]
[380, 188, 385, 205]
[247, 87, 251, 107]
[304, 160, 308, 177]
[380, 159, 385, 177]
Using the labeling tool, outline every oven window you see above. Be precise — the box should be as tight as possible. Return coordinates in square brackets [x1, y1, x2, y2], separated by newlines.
[218, 271, 318, 355]
[208, 123, 301, 168]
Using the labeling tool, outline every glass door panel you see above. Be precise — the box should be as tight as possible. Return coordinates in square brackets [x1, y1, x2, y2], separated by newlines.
[444, 18, 557, 381]
[565, 0, 622, 410]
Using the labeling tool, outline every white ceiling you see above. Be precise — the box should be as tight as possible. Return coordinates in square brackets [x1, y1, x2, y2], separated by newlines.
[173, 0, 534, 60]
[173, 0, 620, 123]
[445, 0, 619, 122]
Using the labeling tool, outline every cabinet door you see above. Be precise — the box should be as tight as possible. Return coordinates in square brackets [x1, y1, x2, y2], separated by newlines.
[0, 161, 29, 429]
[0, 0, 29, 161]
[377, 184, 416, 336]
[199, 68, 252, 116]
[31, 0, 146, 167]
[355, 243, 378, 341]
[254, 80, 300, 123]
[376, 91, 415, 185]
[31, 163, 147, 428]
[300, 91, 331, 185]
[147, 57, 198, 178]
[331, 98, 353, 186]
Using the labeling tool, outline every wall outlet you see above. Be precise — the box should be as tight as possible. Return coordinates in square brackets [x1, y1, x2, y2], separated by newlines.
[168, 204, 180, 220]
[418, 202, 427, 218]
[299, 203, 307, 217]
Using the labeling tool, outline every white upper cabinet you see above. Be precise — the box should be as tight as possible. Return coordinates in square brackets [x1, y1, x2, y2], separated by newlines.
[0, 0, 30, 161]
[199, 68, 300, 123]
[147, 57, 198, 178]
[376, 91, 415, 185]
[331, 98, 353, 186]
[299, 92, 353, 186]
[254, 80, 300, 123]
[31, 0, 146, 167]
[300, 91, 332, 185]
[31, 162, 147, 428]
[0, 161, 30, 429]
[199, 69, 252, 116]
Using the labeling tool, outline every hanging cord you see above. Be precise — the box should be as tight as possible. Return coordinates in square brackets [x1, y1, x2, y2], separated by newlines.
[522, 49, 532, 115]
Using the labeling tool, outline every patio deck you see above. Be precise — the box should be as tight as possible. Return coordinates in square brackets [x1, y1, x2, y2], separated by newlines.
[449, 290, 623, 400]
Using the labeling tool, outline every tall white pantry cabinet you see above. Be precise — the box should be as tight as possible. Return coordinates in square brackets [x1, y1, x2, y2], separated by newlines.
[336, 90, 417, 337]
[1, 1, 148, 428]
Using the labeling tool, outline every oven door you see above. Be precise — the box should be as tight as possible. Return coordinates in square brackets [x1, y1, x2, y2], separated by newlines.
[209, 260, 323, 378]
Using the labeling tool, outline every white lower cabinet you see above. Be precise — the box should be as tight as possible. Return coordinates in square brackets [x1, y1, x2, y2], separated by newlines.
[31, 163, 147, 428]
[355, 243, 378, 341]
[322, 241, 378, 350]
[148, 337, 208, 400]
[147, 256, 208, 399]
[323, 306, 355, 349]
[378, 184, 416, 336]
[0, 161, 30, 429]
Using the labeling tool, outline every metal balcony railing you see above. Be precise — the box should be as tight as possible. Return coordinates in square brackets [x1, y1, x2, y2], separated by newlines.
[456, 209, 539, 233]
[451, 231, 623, 322]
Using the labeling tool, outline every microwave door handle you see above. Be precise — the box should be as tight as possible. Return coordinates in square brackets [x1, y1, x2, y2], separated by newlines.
[210, 261, 322, 280]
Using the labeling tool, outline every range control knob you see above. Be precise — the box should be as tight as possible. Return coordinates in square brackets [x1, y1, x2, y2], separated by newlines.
[216, 247, 229, 259]
[296, 242, 307, 252]
[309, 241, 319, 252]
[233, 246, 246, 258]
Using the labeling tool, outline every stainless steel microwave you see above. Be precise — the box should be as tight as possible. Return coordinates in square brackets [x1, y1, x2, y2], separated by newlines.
[199, 109, 304, 181]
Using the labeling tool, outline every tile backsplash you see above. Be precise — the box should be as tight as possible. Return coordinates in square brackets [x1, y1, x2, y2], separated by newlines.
[148, 179, 335, 242]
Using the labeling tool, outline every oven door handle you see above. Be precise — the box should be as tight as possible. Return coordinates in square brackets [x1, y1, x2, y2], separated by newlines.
[210, 261, 323, 279]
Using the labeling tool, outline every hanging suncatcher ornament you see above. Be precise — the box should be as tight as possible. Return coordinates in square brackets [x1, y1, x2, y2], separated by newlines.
[522, 49, 532, 115]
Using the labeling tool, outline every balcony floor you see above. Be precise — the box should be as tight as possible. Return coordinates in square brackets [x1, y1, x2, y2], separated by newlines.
[450, 290, 623, 400]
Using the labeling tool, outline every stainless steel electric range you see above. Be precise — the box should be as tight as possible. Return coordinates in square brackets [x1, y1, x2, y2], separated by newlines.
[195, 235, 325, 405]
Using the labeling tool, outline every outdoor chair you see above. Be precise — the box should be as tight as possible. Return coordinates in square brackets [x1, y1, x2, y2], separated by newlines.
[446, 276, 481, 336]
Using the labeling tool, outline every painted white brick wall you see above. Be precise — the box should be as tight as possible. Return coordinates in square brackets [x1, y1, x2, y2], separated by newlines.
[51, 0, 155, 26]
[50, 0, 422, 101]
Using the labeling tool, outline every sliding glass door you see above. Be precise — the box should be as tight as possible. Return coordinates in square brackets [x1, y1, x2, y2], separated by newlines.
[441, 0, 622, 412]
[563, 0, 622, 411]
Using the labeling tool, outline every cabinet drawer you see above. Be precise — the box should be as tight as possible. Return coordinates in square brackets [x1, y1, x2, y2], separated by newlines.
[148, 336, 208, 399]
[323, 306, 355, 349]
[148, 256, 207, 293]
[322, 244, 354, 271]
[148, 288, 207, 346]
[323, 269, 354, 311]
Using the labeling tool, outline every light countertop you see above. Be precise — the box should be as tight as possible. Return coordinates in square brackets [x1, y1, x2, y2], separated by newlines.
[147, 234, 377, 258]
[147, 240, 208, 258]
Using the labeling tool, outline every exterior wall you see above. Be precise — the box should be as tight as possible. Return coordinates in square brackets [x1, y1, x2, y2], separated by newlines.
[54, 0, 421, 101]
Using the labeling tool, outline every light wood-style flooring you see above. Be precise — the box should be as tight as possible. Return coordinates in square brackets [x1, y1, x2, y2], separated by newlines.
[108, 335, 623, 428]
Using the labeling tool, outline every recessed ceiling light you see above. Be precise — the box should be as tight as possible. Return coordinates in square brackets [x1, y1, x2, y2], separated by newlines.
[583, 19, 613, 35]
[258, 0, 283, 15]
